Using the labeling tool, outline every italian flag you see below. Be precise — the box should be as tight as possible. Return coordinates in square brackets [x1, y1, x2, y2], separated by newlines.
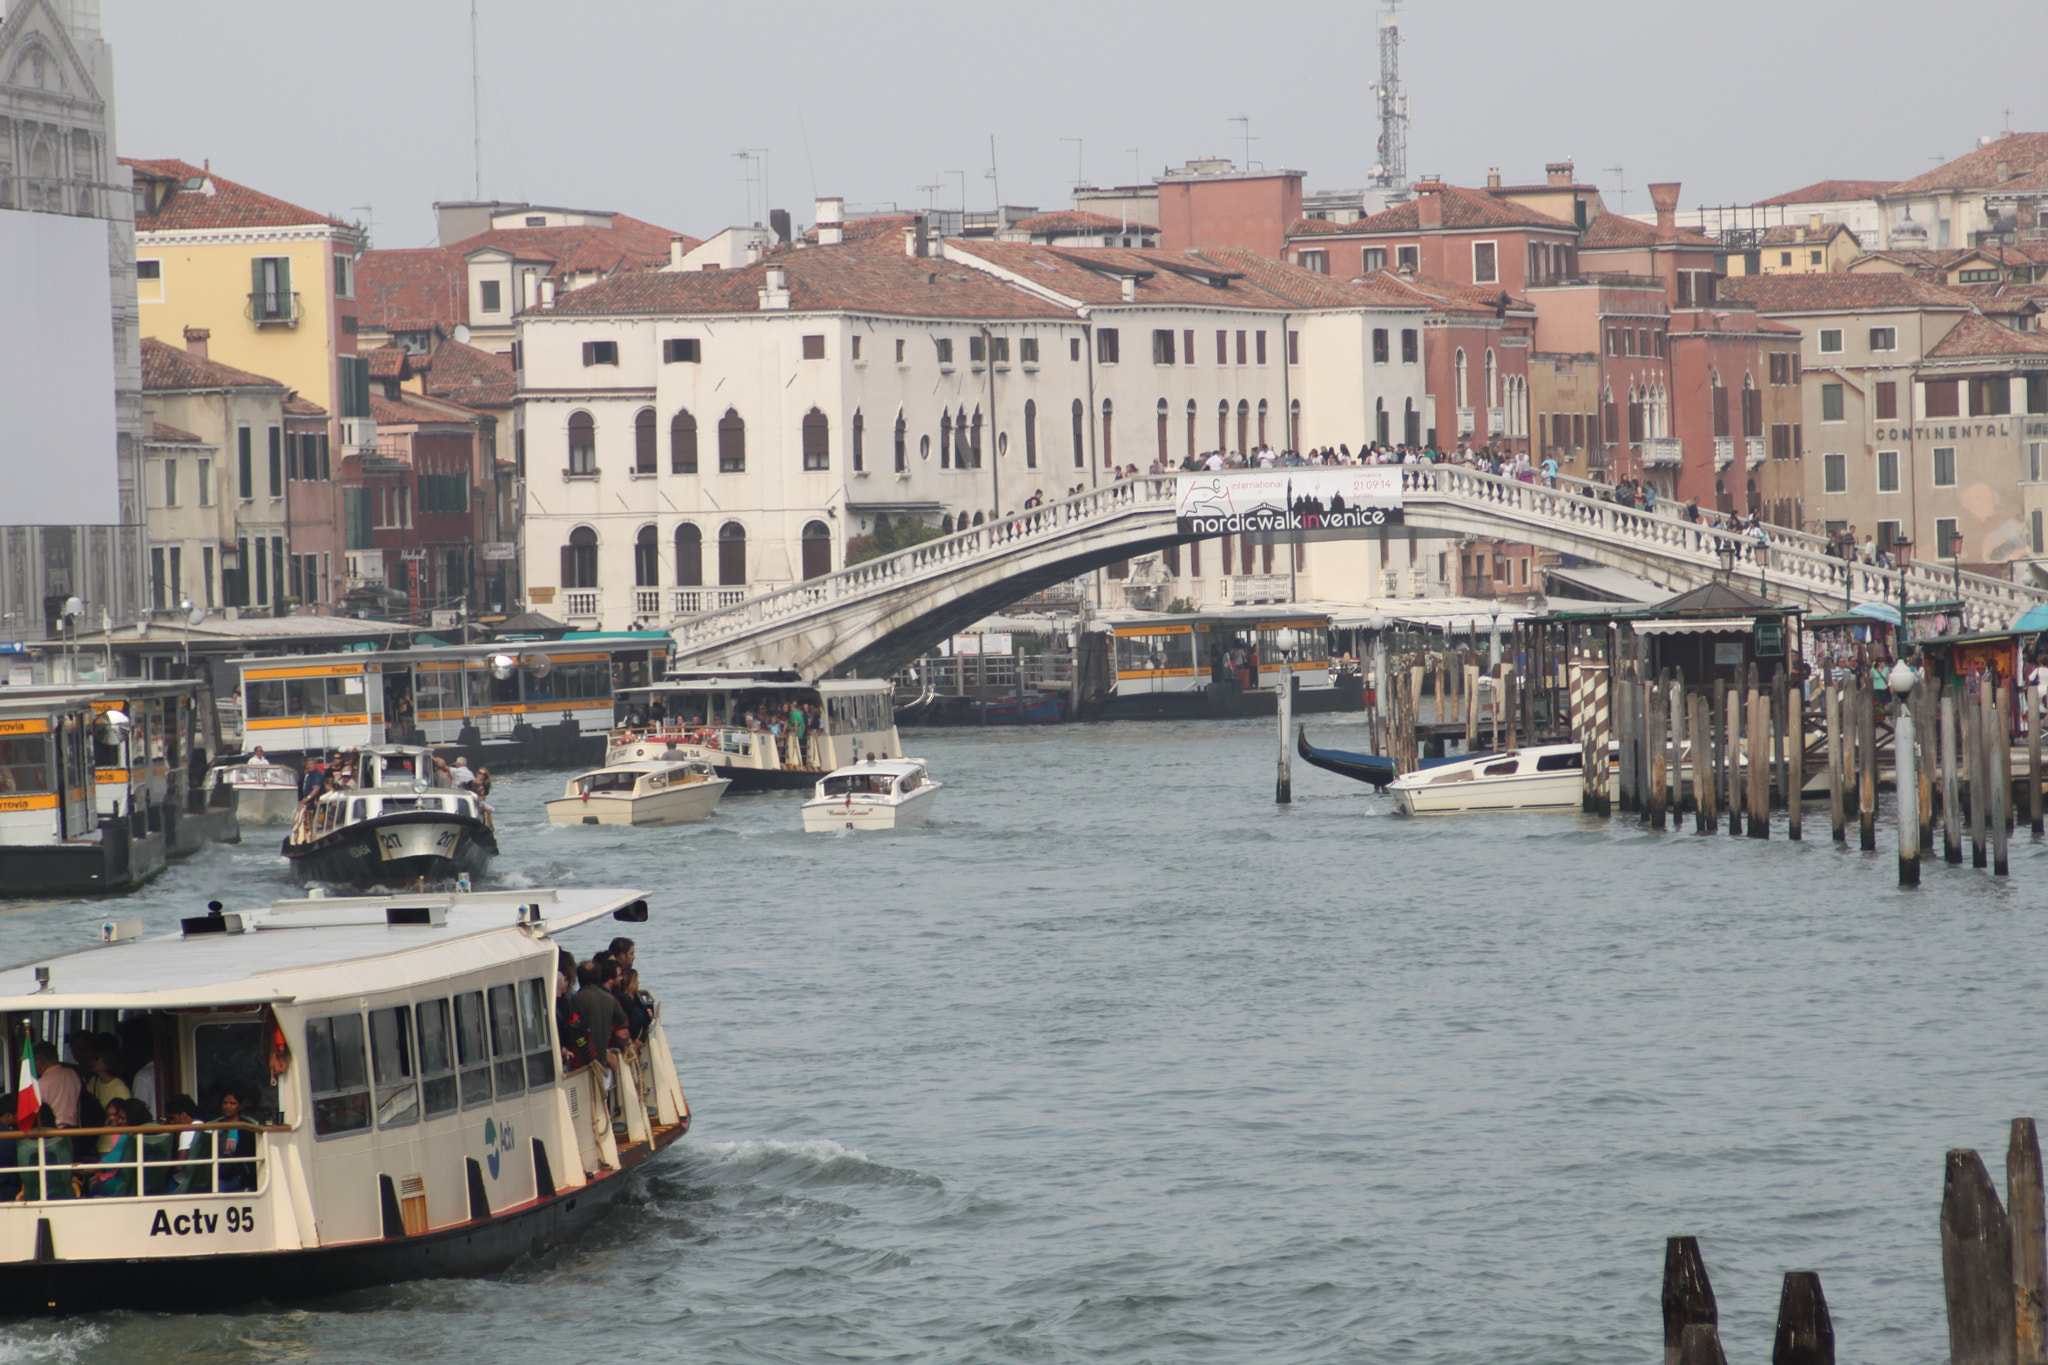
[15, 1033, 36, 1130]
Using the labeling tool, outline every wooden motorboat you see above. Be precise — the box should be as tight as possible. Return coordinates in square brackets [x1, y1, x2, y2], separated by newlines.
[800, 759, 943, 831]
[545, 760, 730, 827]
[1389, 741, 1618, 814]
[1296, 727, 1397, 788]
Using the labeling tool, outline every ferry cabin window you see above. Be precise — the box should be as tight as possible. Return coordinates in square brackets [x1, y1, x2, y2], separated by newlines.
[305, 1012, 372, 1138]
[243, 676, 367, 720]
[454, 990, 493, 1108]
[522, 660, 608, 703]
[369, 1005, 421, 1129]
[1254, 625, 1328, 665]
[487, 983, 525, 1098]
[0, 733, 52, 794]
[1115, 632, 1195, 673]
[415, 998, 459, 1118]
[518, 976, 556, 1088]
[824, 690, 893, 735]
[192, 1019, 279, 1121]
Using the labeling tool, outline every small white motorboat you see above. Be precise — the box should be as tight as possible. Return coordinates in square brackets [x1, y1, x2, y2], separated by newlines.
[546, 760, 731, 827]
[1389, 741, 1617, 814]
[207, 759, 301, 825]
[801, 758, 942, 832]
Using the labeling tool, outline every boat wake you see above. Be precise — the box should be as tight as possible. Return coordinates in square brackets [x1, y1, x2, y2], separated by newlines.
[0, 1323, 106, 1365]
[684, 1138, 944, 1191]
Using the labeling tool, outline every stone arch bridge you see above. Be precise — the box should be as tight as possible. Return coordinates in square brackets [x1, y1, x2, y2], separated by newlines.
[667, 467, 2046, 678]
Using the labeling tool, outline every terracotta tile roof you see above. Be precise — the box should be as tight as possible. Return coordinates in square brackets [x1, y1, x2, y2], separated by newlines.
[1984, 163, 2048, 197]
[1578, 212, 1716, 249]
[1849, 248, 1971, 273]
[1010, 209, 1139, 234]
[422, 339, 516, 411]
[147, 420, 206, 444]
[1942, 282, 2042, 314]
[546, 231, 1071, 320]
[1359, 269, 1532, 318]
[1887, 133, 2048, 198]
[1720, 273, 1973, 313]
[1755, 222, 1858, 247]
[944, 239, 1421, 312]
[371, 394, 473, 428]
[1756, 179, 1898, 206]
[1183, 245, 1430, 310]
[838, 214, 919, 243]
[283, 395, 328, 417]
[451, 217, 684, 277]
[1923, 311, 2048, 358]
[366, 345, 410, 381]
[122, 157, 352, 233]
[357, 247, 469, 333]
[1288, 218, 1350, 235]
[1335, 185, 1575, 236]
[139, 336, 286, 391]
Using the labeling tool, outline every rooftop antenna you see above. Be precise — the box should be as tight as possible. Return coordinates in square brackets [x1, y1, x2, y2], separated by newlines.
[918, 183, 943, 211]
[469, 0, 482, 201]
[1604, 164, 1626, 215]
[1369, 0, 1408, 190]
[1062, 137, 1085, 190]
[986, 135, 1002, 214]
[734, 149, 769, 226]
[1123, 148, 1140, 234]
[350, 203, 374, 247]
[1230, 114, 1258, 170]
[949, 169, 966, 218]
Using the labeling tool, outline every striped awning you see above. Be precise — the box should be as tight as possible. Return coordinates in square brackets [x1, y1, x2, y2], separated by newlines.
[1630, 617, 1754, 635]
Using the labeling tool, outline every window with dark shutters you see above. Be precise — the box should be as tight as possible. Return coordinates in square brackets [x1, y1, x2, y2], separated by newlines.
[718, 410, 746, 471]
[802, 409, 829, 471]
[267, 427, 282, 496]
[1153, 330, 1175, 364]
[717, 523, 747, 585]
[1875, 382, 1897, 420]
[633, 408, 657, 473]
[1373, 329, 1389, 364]
[1924, 380, 1960, 418]
[1711, 383, 1729, 438]
[671, 410, 697, 474]
[1097, 330, 1119, 364]
[674, 524, 702, 586]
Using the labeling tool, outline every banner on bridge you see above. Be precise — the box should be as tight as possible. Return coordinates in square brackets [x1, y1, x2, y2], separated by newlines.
[1174, 469, 1403, 536]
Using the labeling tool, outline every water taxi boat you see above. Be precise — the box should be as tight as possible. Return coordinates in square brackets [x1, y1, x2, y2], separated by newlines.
[607, 671, 901, 793]
[207, 760, 301, 826]
[1389, 741, 1618, 814]
[800, 759, 942, 832]
[282, 745, 496, 888]
[545, 760, 730, 827]
[0, 886, 686, 1313]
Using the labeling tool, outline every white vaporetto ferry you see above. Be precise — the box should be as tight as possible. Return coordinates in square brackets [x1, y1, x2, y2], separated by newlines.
[0, 887, 687, 1313]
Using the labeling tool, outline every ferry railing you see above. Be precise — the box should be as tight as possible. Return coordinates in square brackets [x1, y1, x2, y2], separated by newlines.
[3, 1122, 279, 1202]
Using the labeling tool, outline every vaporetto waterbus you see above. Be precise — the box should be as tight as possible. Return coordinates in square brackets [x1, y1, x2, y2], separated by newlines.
[231, 634, 669, 768]
[0, 886, 687, 1313]
[0, 682, 238, 897]
[606, 670, 902, 793]
[1094, 608, 1364, 720]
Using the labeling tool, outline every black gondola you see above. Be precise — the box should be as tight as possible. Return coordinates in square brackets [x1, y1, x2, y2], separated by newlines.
[1296, 726, 1397, 788]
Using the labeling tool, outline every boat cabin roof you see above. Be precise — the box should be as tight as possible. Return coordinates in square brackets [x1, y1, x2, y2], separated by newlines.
[0, 887, 648, 1012]
[573, 759, 704, 778]
[824, 758, 926, 778]
[621, 676, 889, 697]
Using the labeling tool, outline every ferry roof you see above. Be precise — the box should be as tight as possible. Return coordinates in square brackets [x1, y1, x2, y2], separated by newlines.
[0, 887, 648, 1012]
[622, 676, 890, 695]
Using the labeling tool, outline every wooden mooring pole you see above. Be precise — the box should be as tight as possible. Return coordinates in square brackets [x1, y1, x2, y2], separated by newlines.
[1787, 675, 1805, 841]
[1995, 680, 2013, 876]
[1826, 681, 1844, 844]
[1943, 1146, 2018, 1365]
[1275, 670, 1292, 805]
[2013, 1119, 2047, 1365]
[1773, 1270, 1834, 1365]
[2028, 682, 2044, 837]
[1663, 1235, 1718, 1365]
[1895, 672, 1920, 886]
[1858, 675, 1878, 852]
[1945, 685, 1964, 864]
[1692, 691, 1713, 834]
[1970, 681, 1990, 869]
[1749, 681, 1771, 839]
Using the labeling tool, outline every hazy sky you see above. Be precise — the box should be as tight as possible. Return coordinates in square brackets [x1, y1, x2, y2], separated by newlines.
[101, 0, 2048, 249]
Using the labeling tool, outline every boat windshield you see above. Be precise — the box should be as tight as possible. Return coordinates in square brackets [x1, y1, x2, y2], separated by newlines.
[578, 771, 640, 795]
[822, 774, 891, 796]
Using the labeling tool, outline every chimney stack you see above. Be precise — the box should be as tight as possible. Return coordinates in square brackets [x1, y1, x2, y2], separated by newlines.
[182, 326, 209, 359]
[815, 196, 845, 246]
[669, 235, 687, 268]
[1648, 181, 1680, 232]
[758, 262, 791, 310]
[1415, 179, 1444, 229]
[1486, 168, 1502, 190]
[1545, 161, 1574, 187]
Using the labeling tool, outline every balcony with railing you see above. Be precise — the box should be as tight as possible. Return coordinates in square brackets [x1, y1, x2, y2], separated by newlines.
[1746, 437, 1767, 469]
[1713, 437, 1736, 470]
[1643, 437, 1683, 468]
[1457, 407, 1476, 435]
[246, 291, 302, 327]
[563, 590, 599, 619]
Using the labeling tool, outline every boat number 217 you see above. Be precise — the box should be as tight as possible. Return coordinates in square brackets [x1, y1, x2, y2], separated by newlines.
[381, 830, 459, 854]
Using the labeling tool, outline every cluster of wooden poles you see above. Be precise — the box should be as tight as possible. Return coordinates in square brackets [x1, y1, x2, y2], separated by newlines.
[1657, 1117, 2048, 1364]
[1597, 661, 2044, 886]
[1370, 647, 1561, 773]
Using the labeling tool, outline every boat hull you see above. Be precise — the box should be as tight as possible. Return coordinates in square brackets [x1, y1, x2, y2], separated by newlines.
[284, 812, 497, 887]
[0, 1125, 680, 1315]
[1392, 768, 1615, 814]
[545, 778, 730, 826]
[801, 785, 940, 831]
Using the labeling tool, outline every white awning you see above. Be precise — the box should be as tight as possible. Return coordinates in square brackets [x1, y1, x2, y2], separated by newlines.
[1631, 617, 1754, 635]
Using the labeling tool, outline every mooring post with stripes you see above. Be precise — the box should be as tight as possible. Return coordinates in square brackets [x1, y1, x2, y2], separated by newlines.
[1787, 670, 1805, 841]
[1944, 684, 1964, 864]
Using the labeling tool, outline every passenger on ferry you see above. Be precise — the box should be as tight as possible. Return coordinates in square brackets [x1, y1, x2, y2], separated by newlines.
[249, 746, 268, 764]
[35, 1042, 80, 1130]
[212, 1089, 257, 1192]
[299, 757, 326, 801]
[84, 1037, 130, 1154]
[118, 1017, 158, 1116]
[158, 1093, 203, 1194]
[572, 961, 628, 1063]
[85, 1097, 149, 1198]
[449, 754, 475, 787]
[556, 964, 594, 1071]
[431, 756, 454, 787]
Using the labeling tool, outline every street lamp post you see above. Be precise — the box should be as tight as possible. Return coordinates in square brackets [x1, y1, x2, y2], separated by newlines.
[1891, 659, 1920, 886]
[1487, 601, 1503, 669]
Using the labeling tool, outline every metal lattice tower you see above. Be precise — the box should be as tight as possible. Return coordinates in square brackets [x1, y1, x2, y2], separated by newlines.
[1371, 1, 1409, 189]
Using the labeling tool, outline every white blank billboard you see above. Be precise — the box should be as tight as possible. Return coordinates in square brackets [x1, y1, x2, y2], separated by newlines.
[0, 208, 119, 524]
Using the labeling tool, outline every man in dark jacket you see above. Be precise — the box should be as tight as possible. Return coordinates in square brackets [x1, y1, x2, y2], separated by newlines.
[570, 962, 626, 1063]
